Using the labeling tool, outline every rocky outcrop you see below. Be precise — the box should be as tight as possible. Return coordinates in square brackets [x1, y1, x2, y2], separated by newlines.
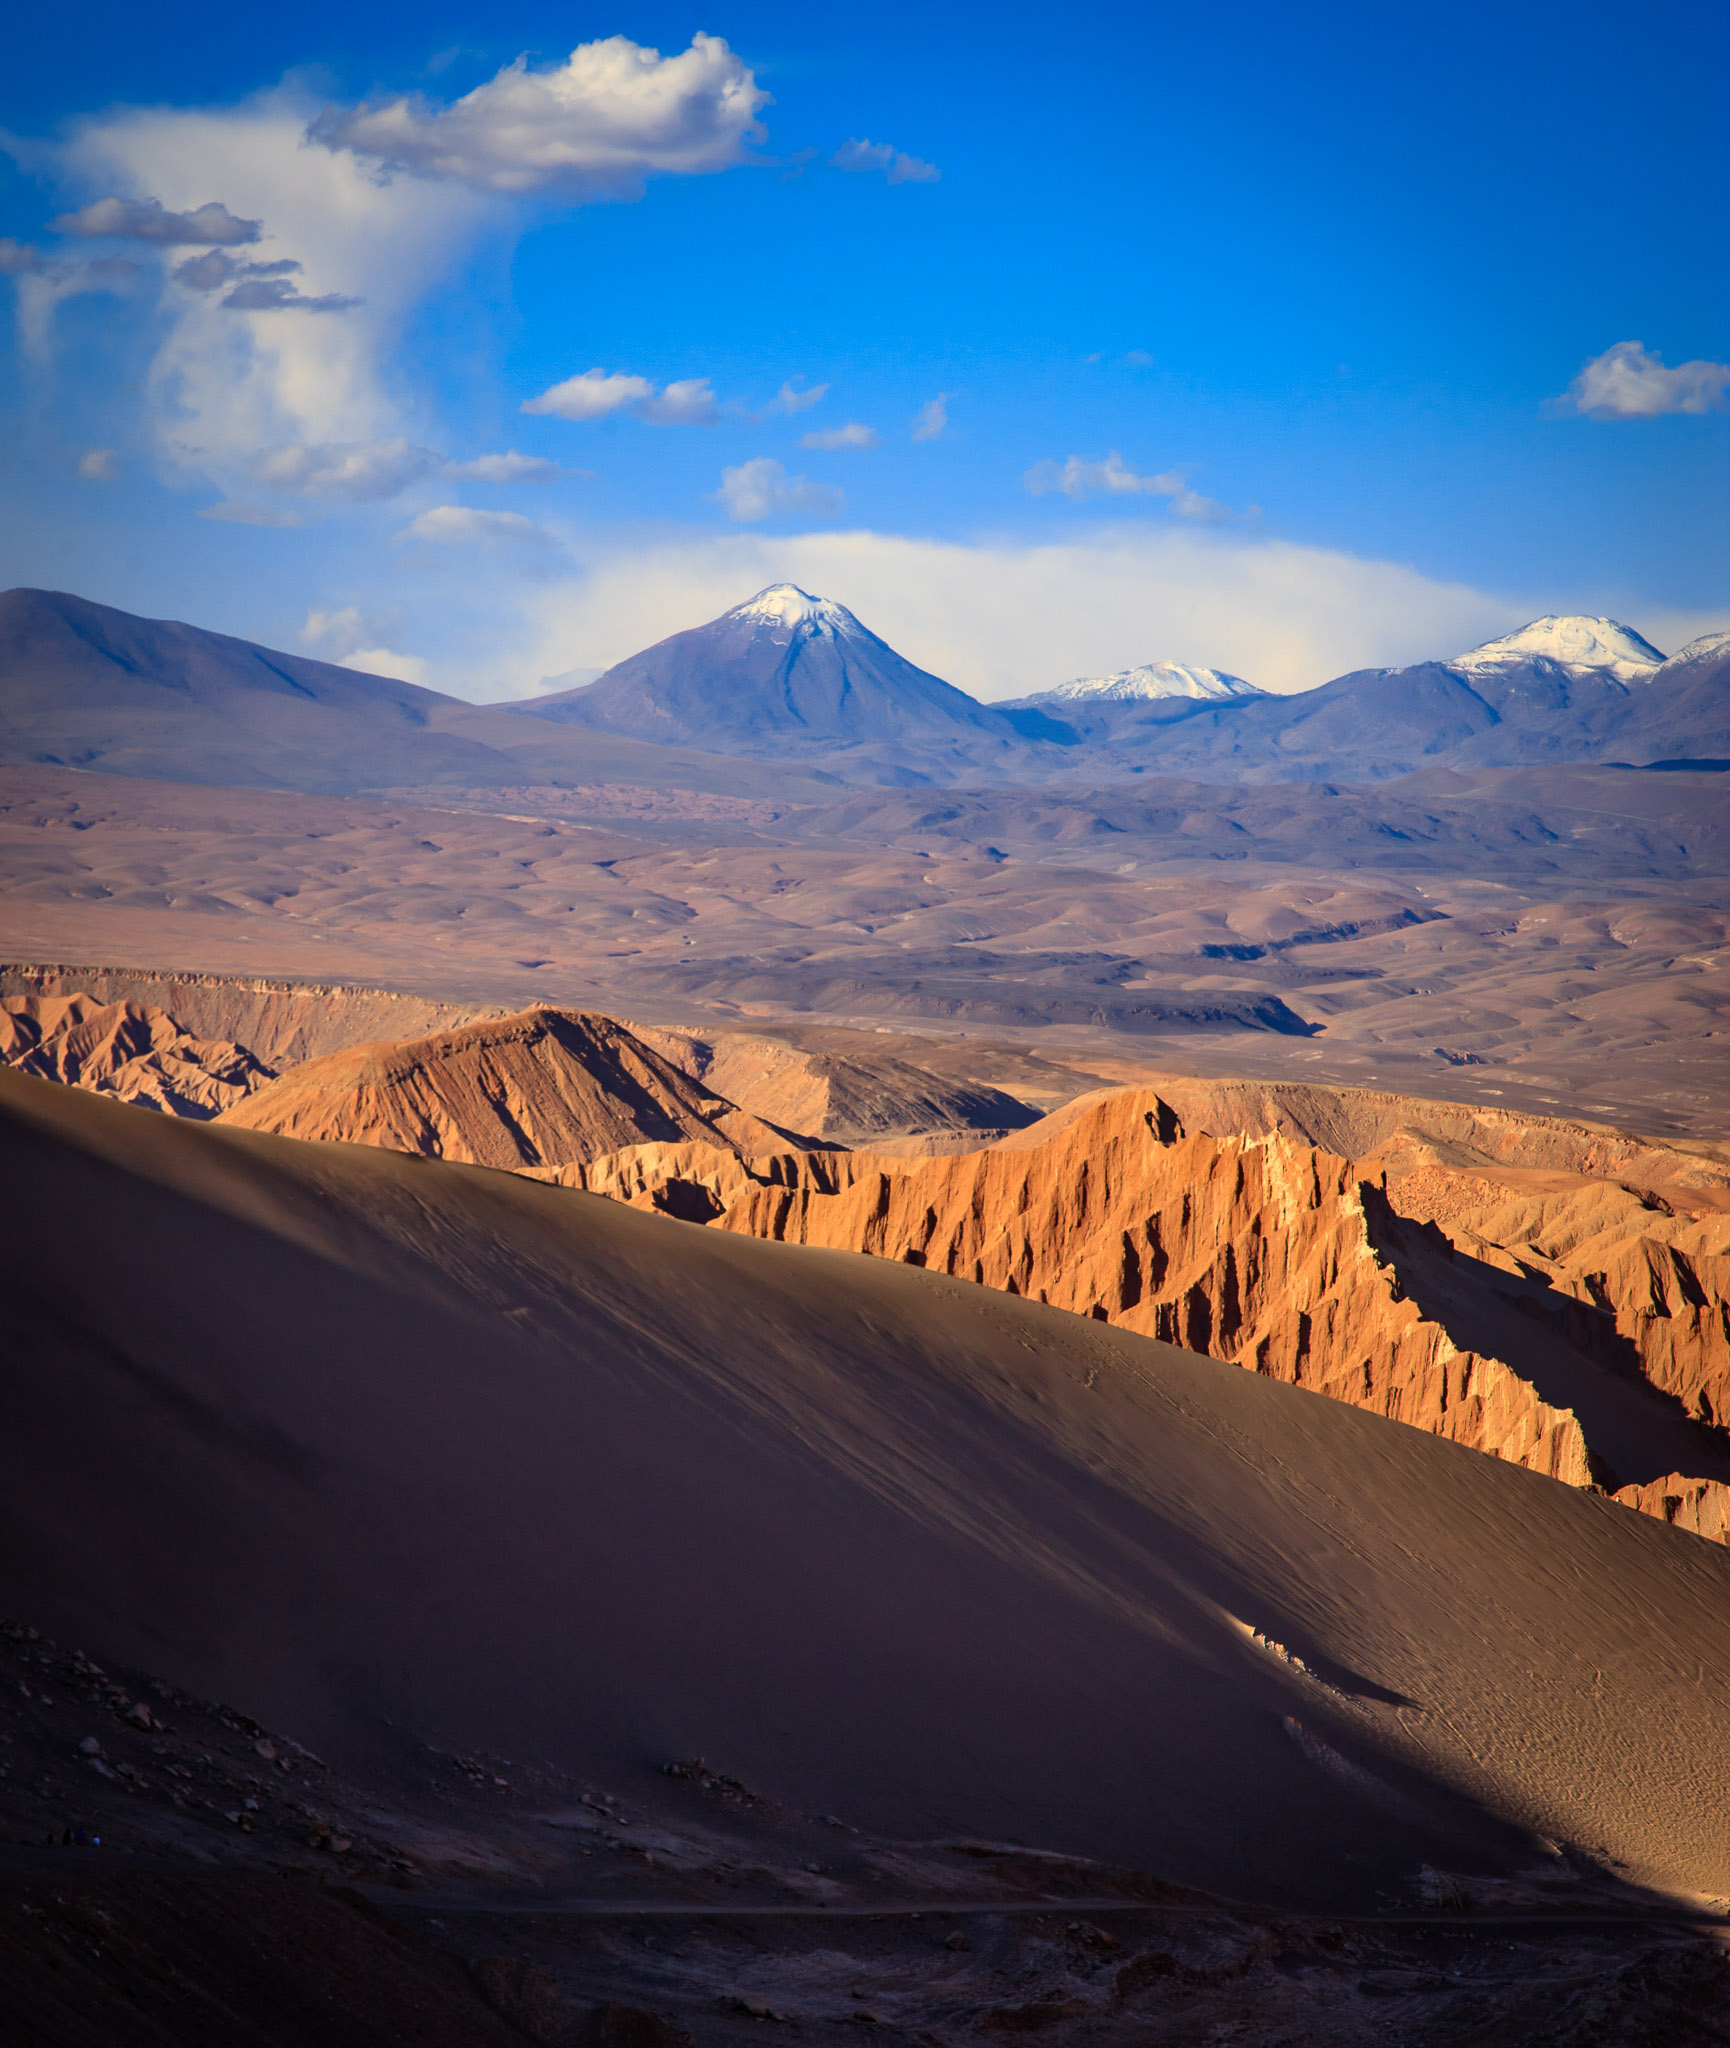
[217, 1006, 814, 1169]
[0, 993, 274, 1118]
[575, 1086, 1730, 1541]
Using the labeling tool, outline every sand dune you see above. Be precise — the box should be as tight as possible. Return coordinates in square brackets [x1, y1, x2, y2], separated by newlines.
[3, 1066, 1729, 1915]
[218, 1006, 808, 1166]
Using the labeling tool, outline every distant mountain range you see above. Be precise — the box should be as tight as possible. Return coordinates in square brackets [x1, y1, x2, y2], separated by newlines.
[1, 582, 1725, 796]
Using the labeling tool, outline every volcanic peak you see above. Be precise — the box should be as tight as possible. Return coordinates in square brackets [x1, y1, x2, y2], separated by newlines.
[1451, 616, 1665, 682]
[727, 584, 858, 636]
[1026, 661, 1264, 705]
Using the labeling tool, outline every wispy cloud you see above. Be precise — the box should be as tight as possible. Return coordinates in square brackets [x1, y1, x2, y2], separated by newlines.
[310, 33, 767, 199]
[444, 451, 578, 483]
[299, 605, 428, 682]
[398, 504, 549, 547]
[522, 368, 718, 425]
[77, 448, 120, 479]
[251, 438, 441, 500]
[911, 394, 949, 441]
[1558, 340, 1730, 419]
[772, 379, 828, 414]
[801, 422, 878, 450]
[831, 138, 940, 185]
[1023, 451, 1232, 522]
[714, 457, 843, 522]
[196, 500, 305, 527]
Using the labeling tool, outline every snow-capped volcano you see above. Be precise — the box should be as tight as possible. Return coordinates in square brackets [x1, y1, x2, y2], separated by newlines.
[1450, 617, 1665, 684]
[1016, 661, 1264, 707]
[520, 584, 1020, 756]
[726, 584, 858, 636]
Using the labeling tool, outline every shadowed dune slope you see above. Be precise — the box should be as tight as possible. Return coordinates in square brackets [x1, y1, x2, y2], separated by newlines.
[217, 1006, 808, 1165]
[3, 1071, 1729, 1911]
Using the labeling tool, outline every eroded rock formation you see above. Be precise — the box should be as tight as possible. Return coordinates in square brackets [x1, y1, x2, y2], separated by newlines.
[0, 993, 275, 1117]
[572, 1086, 1730, 1541]
[217, 1006, 813, 1168]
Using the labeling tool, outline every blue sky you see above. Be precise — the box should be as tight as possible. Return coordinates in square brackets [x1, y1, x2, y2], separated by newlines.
[2, 0, 1726, 699]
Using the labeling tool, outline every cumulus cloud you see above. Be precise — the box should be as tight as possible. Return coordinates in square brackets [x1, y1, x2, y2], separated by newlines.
[1560, 340, 1730, 419]
[522, 367, 718, 425]
[801, 422, 879, 450]
[443, 450, 576, 483]
[1024, 451, 1231, 521]
[252, 438, 440, 500]
[398, 504, 548, 546]
[310, 33, 767, 199]
[508, 526, 1525, 702]
[196, 500, 305, 526]
[911, 394, 949, 441]
[831, 138, 940, 185]
[77, 448, 120, 479]
[714, 457, 843, 522]
[50, 195, 261, 245]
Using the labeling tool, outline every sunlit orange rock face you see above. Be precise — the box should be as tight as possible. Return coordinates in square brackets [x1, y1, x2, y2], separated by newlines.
[568, 1087, 1730, 1542]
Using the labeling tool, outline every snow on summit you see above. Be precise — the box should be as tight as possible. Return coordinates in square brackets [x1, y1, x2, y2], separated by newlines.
[728, 585, 859, 636]
[1450, 616, 1665, 683]
[1017, 662, 1264, 706]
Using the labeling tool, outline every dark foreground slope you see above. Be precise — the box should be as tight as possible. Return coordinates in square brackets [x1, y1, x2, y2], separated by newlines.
[2, 1069, 1728, 1915]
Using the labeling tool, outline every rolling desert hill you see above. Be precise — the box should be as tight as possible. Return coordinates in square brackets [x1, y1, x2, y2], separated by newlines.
[5, 1064, 1730, 1918]
[4, 754, 1724, 1130]
[217, 1006, 809, 1165]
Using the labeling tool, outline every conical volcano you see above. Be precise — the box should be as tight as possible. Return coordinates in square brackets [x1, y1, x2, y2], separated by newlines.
[521, 584, 1020, 755]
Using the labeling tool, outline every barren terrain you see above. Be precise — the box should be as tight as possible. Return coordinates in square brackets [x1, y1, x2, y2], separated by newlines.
[1, 761, 1724, 1132]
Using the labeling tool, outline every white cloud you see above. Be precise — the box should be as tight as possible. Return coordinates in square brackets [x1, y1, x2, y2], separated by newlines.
[443, 450, 576, 483]
[299, 605, 428, 683]
[51, 196, 261, 245]
[507, 524, 1526, 700]
[310, 33, 767, 199]
[522, 367, 718, 425]
[523, 369, 652, 420]
[196, 500, 304, 526]
[831, 138, 940, 185]
[0, 239, 46, 275]
[772, 379, 828, 414]
[634, 376, 718, 426]
[911, 394, 949, 441]
[252, 438, 440, 500]
[77, 447, 120, 479]
[713, 458, 844, 523]
[48, 92, 497, 476]
[0, 239, 143, 354]
[1024, 451, 1232, 522]
[398, 504, 548, 546]
[801, 422, 879, 450]
[1560, 340, 1730, 419]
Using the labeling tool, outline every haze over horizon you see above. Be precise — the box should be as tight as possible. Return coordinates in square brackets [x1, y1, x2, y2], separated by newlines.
[2, 0, 1727, 701]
